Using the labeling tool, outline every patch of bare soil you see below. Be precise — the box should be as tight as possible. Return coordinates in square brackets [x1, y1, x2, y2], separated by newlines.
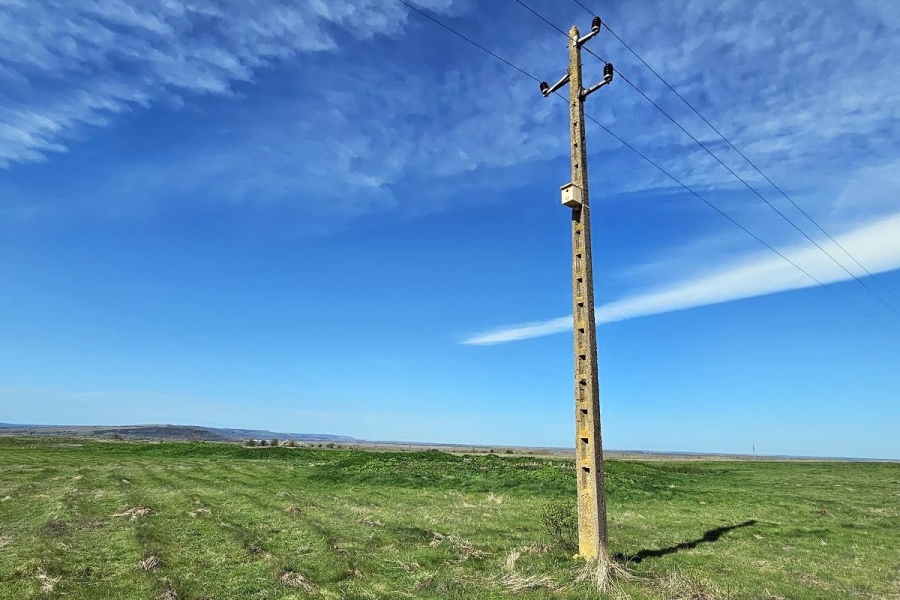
[113, 506, 154, 519]
[280, 571, 316, 593]
[45, 519, 68, 537]
[159, 578, 177, 600]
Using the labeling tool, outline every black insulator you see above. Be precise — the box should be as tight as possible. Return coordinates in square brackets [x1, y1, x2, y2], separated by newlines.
[604, 63, 614, 78]
[591, 16, 602, 31]
[539, 81, 549, 95]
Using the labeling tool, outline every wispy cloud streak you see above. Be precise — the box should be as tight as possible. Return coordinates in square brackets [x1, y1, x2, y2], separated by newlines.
[463, 211, 900, 345]
[0, 0, 455, 167]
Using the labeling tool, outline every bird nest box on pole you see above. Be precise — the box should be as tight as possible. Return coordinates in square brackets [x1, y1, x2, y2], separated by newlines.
[560, 182, 583, 208]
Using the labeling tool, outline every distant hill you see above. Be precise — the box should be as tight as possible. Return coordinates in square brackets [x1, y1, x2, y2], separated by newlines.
[0, 423, 355, 443]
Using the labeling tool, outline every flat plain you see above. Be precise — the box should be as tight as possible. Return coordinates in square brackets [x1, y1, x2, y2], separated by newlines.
[0, 437, 897, 599]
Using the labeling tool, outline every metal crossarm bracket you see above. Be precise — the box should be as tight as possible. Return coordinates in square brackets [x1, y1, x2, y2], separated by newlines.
[581, 62, 614, 99]
[540, 73, 570, 97]
[576, 16, 602, 46]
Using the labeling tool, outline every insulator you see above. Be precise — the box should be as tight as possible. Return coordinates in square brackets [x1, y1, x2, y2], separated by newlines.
[539, 81, 550, 95]
[603, 63, 614, 78]
[591, 16, 602, 32]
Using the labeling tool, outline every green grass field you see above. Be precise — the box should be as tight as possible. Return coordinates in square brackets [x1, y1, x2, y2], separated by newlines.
[0, 437, 897, 599]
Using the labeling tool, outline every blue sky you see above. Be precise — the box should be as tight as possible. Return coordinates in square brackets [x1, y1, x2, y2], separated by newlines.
[1, 0, 898, 459]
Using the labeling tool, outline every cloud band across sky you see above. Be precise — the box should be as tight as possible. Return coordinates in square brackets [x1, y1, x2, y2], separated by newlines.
[463, 211, 900, 345]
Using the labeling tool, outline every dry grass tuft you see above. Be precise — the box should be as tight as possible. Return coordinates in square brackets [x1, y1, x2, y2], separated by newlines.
[574, 553, 636, 592]
[450, 536, 485, 560]
[358, 515, 382, 526]
[188, 508, 209, 518]
[139, 555, 161, 572]
[388, 558, 421, 572]
[503, 543, 548, 572]
[280, 570, 316, 592]
[283, 505, 301, 514]
[504, 550, 521, 572]
[36, 568, 60, 595]
[655, 569, 729, 600]
[428, 532, 485, 560]
[414, 573, 437, 592]
[113, 506, 154, 519]
[486, 492, 503, 504]
[887, 576, 900, 600]
[500, 544, 559, 592]
[0, 535, 10, 550]
[499, 571, 557, 593]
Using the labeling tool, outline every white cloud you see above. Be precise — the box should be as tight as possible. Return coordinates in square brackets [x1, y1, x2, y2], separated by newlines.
[591, 0, 900, 200]
[0, 0, 897, 227]
[0, 0, 454, 167]
[463, 210, 900, 345]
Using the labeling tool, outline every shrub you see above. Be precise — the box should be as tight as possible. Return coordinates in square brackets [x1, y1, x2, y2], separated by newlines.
[245, 439, 257, 447]
[541, 499, 577, 551]
[270, 438, 280, 447]
[286, 440, 297, 447]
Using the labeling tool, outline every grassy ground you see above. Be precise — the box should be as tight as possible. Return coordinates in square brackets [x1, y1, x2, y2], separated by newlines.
[0, 438, 897, 599]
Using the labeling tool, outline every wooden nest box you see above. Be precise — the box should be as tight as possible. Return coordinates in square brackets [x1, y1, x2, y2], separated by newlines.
[560, 182, 583, 208]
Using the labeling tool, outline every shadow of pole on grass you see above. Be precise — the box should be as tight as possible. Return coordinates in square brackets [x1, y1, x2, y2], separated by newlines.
[616, 519, 757, 564]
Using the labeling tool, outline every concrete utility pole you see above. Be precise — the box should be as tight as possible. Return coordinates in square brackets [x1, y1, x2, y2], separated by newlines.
[539, 17, 614, 560]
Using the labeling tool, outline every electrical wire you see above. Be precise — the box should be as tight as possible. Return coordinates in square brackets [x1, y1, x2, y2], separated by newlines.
[512, 0, 569, 37]
[514, 0, 900, 320]
[596, 17, 900, 307]
[571, 0, 900, 308]
[395, 0, 541, 84]
[393, 0, 900, 336]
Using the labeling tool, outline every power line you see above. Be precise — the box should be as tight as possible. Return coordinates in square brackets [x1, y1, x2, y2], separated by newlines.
[574, 112, 898, 336]
[395, 0, 541, 84]
[570, 0, 900, 309]
[605, 22, 900, 307]
[513, 0, 900, 321]
[512, 0, 568, 37]
[393, 0, 900, 337]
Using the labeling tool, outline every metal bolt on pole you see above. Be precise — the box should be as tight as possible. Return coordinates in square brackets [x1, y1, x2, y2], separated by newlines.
[539, 16, 614, 561]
